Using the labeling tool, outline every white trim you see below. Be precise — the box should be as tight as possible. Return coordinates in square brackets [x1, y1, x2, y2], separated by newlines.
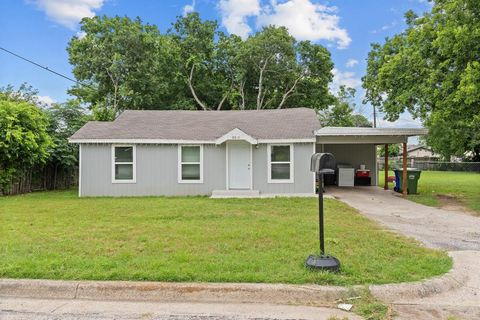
[258, 138, 315, 143]
[267, 144, 294, 184]
[225, 141, 253, 190]
[78, 144, 82, 197]
[225, 143, 229, 189]
[69, 138, 315, 144]
[111, 145, 136, 184]
[178, 145, 204, 184]
[215, 128, 258, 145]
[250, 144, 253, 190]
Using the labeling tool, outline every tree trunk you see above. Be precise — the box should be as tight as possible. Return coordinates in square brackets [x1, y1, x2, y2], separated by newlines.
[187, 64, 209, 111]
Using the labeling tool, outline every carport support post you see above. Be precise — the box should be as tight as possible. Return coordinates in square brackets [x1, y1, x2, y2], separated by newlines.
[384, 144, 389, 190]
[402, 142, 408, 198]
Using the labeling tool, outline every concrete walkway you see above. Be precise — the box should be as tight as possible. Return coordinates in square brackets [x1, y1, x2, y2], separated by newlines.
[328, 186, 480, 319]
[328, 186, 480, 250]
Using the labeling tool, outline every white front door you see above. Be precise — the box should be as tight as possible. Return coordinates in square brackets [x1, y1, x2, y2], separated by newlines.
[228, 141, 251, 189]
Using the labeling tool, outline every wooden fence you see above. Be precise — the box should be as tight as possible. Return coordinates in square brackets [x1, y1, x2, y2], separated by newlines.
[1, 165, 78, 196]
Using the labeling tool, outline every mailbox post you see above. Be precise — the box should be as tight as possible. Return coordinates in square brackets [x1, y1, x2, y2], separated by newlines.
[305, 153, 341, 272]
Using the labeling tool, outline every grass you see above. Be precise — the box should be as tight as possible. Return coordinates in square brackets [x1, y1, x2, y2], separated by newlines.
[0, 190, 451, 285]
[378, 170, 480, 214]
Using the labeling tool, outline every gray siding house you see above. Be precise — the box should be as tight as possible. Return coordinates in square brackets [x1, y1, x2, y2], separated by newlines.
[70, 108, 319, 197]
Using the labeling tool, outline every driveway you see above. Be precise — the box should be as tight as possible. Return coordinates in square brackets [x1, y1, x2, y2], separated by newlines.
[328, 186, 480, 320]
[328, 186, 480, 250]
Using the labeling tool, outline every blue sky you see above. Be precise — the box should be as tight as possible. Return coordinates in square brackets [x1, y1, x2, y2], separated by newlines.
[0, 0, 432, 128]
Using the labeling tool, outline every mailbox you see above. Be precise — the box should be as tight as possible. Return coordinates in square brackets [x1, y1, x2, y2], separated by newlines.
[310, 153, 336, 175]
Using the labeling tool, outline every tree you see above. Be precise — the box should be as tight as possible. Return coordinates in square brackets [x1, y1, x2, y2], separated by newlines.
[318, 86, 371, 127]
[46, 100, 91, 188]
[68, 13, 336, 112]
[362, 0, 480, 161]
[68, 16, 181, 119]
[377, 144, 401, 157]
[0, 96, 53, 192]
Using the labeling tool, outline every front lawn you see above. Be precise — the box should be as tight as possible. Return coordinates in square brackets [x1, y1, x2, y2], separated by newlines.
[0, 190, 451, 285]
[379, 170, 480, 214]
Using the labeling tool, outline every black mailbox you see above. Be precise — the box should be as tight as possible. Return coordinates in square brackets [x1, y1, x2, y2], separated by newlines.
[310, 153, 336, 175]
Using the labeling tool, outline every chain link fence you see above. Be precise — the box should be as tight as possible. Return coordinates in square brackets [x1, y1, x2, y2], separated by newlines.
[377, 158, 480, 172]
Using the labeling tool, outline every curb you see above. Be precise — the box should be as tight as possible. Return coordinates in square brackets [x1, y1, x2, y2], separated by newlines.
[0, 252, 468, 306]
[370, 251, 470, 303]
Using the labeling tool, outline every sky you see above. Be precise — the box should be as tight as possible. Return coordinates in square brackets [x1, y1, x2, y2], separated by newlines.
[0, 0, 433, 129]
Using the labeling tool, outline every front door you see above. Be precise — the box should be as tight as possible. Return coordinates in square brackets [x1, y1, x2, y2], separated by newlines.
[228, 141, 251, 189]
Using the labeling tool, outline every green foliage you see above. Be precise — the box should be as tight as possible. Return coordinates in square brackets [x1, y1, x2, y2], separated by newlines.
[67, 13, 335, 114]
[377, 144, 401, 157]
[0, 192, 451, 284]
[46, 100, 91, 169]
[68, 15, 181, 119]
[0, 96, 53, 192]
[319, 86, 371, 127]
[363, 0, 480, 160]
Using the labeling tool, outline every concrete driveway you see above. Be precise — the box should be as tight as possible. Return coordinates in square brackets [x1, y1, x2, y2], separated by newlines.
[328, 186, 480, 250]
[328, 186, 480, 320]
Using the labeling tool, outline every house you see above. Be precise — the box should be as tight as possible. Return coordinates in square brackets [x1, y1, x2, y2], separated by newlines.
[69, 108, 427, 197]
[402, 145, 440, 160]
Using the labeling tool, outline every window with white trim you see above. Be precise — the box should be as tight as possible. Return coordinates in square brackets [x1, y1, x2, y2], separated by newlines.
[179, 145, 203, 183]
[268, 144, 294, 183]
[112, 145, 136, 183]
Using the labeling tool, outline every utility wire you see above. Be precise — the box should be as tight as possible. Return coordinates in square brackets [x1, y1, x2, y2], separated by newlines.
[0, 46, 94, 89]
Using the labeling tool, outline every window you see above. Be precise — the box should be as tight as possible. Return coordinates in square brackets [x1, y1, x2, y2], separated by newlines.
[268, 144, 294, 183]
[178, 145, 203, 183]
[112, 145, 136, 183]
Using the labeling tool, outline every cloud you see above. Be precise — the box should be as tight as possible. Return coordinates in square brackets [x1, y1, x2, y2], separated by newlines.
[31, 0, 104, 29]
[377, 112, 423, 129]
[346, 58, 358, 68]
[218, 0, 261, 39]
[36, 95, 56, 107]
[218, 0, 350, 48]
[330, 68, 362, 93]
[257, 0, 351, 49]
[183, 0, 196, 16]
[371, 20, 397, 34]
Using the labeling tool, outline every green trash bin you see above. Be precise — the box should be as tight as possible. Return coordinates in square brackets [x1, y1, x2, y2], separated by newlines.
[393, 168, 422, 194]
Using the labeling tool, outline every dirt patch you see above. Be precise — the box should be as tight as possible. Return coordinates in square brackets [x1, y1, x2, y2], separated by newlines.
[437, 194, 475, 216]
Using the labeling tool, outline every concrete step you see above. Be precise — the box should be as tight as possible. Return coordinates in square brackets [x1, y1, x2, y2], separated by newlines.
[211, 189, 260, 198]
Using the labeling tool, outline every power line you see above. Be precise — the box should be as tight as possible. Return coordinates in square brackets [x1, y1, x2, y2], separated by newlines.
[0, 46, 94, 89]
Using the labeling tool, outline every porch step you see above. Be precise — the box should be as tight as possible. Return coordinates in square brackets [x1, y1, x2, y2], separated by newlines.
[211, 189, 260, 198]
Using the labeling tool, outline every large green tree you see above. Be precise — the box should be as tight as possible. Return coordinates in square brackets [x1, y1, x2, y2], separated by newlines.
[318, 86, 371, 127]
[363, 0, 480, 160]
[68, 13, 336, 114]
[0, 95, 53, 192]
[68, 16, 182, 119]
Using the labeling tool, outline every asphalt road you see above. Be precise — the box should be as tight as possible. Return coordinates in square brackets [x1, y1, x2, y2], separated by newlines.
[0, 297, 360, 320]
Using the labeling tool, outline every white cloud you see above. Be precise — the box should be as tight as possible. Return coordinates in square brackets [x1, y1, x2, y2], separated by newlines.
[346, 58, 358, 68]
[218, 0, 261, 39]
[377, 112, 423, 129]
[218, 0, 350, 48]
[36, 95, 56, 107]
[31, 0, 104, 30]
[257, 0, 351, 49]
[183, 0, 196, 16]
[330, 68, 362, 93]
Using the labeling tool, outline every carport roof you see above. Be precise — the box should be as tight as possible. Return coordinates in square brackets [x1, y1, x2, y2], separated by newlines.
[315, 127, 428, 144]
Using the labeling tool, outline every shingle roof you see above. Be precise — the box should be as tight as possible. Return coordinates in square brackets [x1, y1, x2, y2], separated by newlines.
[315, 127, 428, 137]
[70, 108, 320, 142]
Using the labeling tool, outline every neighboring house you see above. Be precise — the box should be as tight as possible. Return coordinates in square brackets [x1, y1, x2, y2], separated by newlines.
[70, 108, 426, 197]
[402, 145, 440, 160]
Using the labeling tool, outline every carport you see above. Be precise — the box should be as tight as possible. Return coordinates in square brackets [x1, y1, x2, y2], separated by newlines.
[315, 127, 428, 197]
